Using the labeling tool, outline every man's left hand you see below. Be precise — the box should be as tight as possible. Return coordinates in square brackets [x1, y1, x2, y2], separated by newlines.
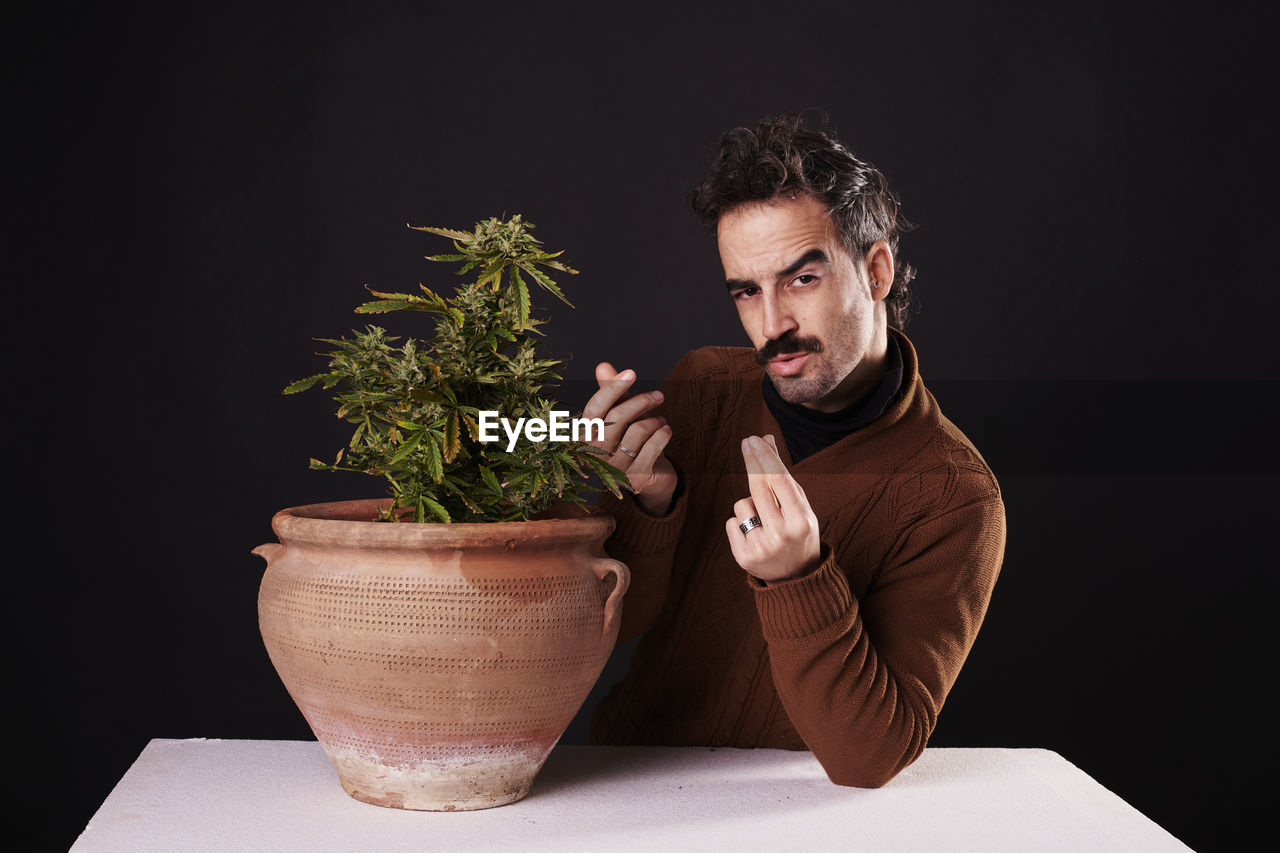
[725, 434, 822, 583]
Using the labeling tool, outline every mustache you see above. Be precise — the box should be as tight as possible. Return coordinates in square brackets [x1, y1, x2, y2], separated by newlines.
[755, 332, 823, 365]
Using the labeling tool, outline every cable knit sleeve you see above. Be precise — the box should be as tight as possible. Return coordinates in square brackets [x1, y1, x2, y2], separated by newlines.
[751, 487, 1006, 788]
[593, 349, 709, 646]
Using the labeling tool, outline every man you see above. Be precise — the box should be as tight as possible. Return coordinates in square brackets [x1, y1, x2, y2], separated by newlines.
[581, 114, 1006, 788]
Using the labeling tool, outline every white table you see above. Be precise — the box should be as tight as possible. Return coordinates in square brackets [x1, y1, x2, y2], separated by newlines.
[71, 739, 1190, 852]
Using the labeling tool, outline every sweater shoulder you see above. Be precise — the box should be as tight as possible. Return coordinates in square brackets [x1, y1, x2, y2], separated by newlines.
[665, 345, 758, 411]
[673, 345, 757, 381]
[886, 385, 1003, 525]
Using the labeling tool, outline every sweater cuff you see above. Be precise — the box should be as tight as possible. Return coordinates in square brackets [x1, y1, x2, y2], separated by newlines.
[595, 483, 688, 555]
[751, 541, 854, 641]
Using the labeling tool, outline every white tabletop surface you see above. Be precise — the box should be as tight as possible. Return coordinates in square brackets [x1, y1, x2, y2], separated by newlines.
[70, 739, 1190, 852]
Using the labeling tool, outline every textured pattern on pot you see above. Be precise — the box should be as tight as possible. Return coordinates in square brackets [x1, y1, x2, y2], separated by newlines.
[254, 498, 629, 810]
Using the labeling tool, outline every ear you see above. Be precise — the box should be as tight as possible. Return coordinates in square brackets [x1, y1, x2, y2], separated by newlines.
[864, 240, 895, 302]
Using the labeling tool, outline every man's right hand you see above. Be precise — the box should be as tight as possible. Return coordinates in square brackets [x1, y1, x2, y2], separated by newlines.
[584, 362, 678, 517]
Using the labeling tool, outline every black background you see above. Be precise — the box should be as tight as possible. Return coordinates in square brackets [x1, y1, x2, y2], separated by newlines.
[10, 1, 1277, 850]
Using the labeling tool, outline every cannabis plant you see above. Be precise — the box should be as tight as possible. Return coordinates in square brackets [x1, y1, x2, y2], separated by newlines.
[284, 215, 629, 522]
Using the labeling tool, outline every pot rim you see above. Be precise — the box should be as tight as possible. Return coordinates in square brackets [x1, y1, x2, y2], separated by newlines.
[270, 497, 617, 551]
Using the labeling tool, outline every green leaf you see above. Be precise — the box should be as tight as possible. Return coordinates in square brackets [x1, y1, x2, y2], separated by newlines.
[423, 435, 443, 482]
[408, 225, 472, 241]
[421, 495, 451, 522]
[583, 454, 624, 498]
[460, 412, 479, 441]
[389, 429, 424, 465]
[409, 387, 446, 403]
[458, 492, 483, 516]
[283, 373, 330, 394]
[479, 465, 501, 494]
[349, 419, 367, 448]
[444, 412, 460, 462]
[356, 299, 446, 315]
[521, 263, 574, 307]
[513, 267, 531, 330]
[479, 261, 505, 291]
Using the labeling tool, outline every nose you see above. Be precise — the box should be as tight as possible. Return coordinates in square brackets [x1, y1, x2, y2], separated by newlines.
[761, 291, 798, 342]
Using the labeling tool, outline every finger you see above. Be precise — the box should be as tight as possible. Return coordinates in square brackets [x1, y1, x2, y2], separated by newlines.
[606, 390, 664, 434]
[626, 420, 671, 474]
[741, 437, 785, 529]
[582, 367, 636, 421]
[728, 501, 762, 560]
[750, 434, 808, 518]
[763, 434, 778, 454]
[725, 511, 762, 557]
[725, 516, 748, 564]
[587, 392, 662, 452]
[612, 416, 666, 468]
[595, 362, 619, 384]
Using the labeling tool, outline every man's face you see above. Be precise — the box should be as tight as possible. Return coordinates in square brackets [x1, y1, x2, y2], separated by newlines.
[718, 195, 886, 413]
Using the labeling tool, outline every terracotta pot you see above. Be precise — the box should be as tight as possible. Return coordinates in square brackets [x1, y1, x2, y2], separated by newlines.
[253, 498, 628, 811]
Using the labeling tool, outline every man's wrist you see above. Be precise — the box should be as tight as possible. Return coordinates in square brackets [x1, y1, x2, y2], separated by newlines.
[635, 491, 675, 517]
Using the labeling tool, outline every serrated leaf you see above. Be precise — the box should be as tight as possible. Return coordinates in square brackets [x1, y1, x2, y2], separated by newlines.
[583, 454, 623, 498]
[408, 225, 472, 241]
[552, 459, 565, 496]
[461, 412, 479, 441]
[349, 419, 367, 449]
[513, 268, 531, 330]
[479, 262, 505, 291]
[419, 495, 450, 522]
[354, 299, 415, 314]
[522, 263, 574, 307]
[410, 387, 445, 403]
[423, 435, 443, 482]
[283, 373, 329, 394]
[444, 412, 460, 462]
[458, 492, 483, 515]
[389, 429, 424, 465]
[479, 465, 501, 494]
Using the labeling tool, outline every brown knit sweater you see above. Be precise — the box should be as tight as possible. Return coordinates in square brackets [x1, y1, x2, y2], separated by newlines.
[588, 326, 1006, 788]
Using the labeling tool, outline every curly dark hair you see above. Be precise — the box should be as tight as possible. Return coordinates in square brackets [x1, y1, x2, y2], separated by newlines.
[689, 114, 918, 329]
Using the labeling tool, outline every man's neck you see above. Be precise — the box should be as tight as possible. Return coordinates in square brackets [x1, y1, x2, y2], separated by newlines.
[802, 324, 890, 414]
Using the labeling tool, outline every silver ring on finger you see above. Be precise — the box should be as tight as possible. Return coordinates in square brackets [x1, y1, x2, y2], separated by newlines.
[618, 444, 637, 457]
[739, 515, 763, 535]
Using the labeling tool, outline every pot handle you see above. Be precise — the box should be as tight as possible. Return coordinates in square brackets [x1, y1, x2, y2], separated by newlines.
[591, 557, 630, 643]
[252, 543, 284, 564]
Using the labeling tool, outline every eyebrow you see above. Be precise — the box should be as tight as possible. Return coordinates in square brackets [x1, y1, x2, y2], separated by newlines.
[724, 248, 829, 292]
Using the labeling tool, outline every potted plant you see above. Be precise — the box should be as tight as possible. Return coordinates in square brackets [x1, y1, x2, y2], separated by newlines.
[253, 215, 631, 811]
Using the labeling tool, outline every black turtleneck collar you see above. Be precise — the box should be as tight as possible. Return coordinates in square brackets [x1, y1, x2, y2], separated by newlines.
[761, 332, 905, 465]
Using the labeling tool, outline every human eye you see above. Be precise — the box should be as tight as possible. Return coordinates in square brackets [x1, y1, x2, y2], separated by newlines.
[793, 273, 818, 286]
[732, 286, 759, 301]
